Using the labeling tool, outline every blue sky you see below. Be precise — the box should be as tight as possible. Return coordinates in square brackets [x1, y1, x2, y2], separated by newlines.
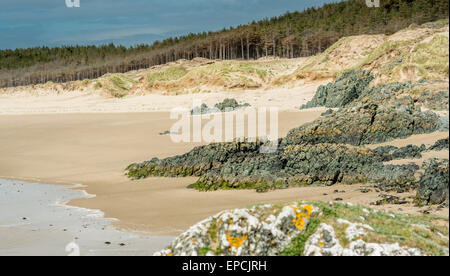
[0, 0, 338, 50]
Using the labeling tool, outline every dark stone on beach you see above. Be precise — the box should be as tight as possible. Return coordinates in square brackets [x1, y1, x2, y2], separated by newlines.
[191, 103, 210, 115]
[415, 159, 449, 207]
[191, 98, 250, 115]
[321, 109, 334, 116]
[360, 188, 372, 193]
[421, 209, 432, 215]
[214, 98, 248, 111]
[373, 194, 409, 206]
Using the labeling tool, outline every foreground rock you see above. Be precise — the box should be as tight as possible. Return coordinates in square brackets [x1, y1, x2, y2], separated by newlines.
[155, 202, 448, 256]
[156, 204, 317, 256]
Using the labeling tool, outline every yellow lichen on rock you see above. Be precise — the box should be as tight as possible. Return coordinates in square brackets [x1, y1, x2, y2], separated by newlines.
[226, 231, 248, 250]
[290, 205, 314, 231]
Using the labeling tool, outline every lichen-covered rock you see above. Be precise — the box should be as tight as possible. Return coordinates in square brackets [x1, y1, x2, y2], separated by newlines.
[155, 202, 446, 256]
[215, 98, 250, 111]
[415, 158, 449, 207]
[154, 204, 318, 256]
[321, 109, 334, 116]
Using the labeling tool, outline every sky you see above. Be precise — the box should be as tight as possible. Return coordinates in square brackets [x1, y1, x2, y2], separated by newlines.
[0, 0, 338, 50]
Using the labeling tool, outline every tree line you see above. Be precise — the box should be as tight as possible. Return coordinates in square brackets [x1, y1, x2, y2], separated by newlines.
[1, 0, 448, 88]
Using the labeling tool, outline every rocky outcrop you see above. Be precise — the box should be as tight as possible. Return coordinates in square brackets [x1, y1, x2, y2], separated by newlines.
[372, 144, 426, 161]
[288, 98, 441, 146]
[127, 141, 422, 191]
[302, 70, 374, 109]
[415, 89, 449, 111]
[415, 158, 449, 207]
[127, 70, 444, 193]
[302, 69, 448, 113]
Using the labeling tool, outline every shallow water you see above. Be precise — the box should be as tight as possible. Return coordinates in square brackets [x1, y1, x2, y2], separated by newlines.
[0, 179, 173, 256]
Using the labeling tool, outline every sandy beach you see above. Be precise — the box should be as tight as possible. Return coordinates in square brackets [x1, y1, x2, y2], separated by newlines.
[1, 99, 448, 239]
[0, 109, 326, 235]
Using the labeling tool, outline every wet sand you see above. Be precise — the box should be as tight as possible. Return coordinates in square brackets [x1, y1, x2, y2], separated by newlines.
[0, 179, 173, 256]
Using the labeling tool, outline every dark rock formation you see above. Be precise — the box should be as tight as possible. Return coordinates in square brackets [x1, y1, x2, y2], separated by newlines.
[191, 98, 250, 115]
[415, 158, 449, 207]
[372, 144, 426, 161]
[302, 70, 448, 113]
[127, 139, 422, 192]
[321, 109, 334, 116]
[287, 99, 441, 146]
[415, 90, 449, 111]
[127, 72, 445, 193]
[372, 194, 409, 206]
[428, 137, 449, 151]
[301, 70, 374, 109]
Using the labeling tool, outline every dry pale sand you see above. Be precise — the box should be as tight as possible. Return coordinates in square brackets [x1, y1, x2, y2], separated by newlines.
[1, 110, 448, 236]
[0, 84, 323, 115]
